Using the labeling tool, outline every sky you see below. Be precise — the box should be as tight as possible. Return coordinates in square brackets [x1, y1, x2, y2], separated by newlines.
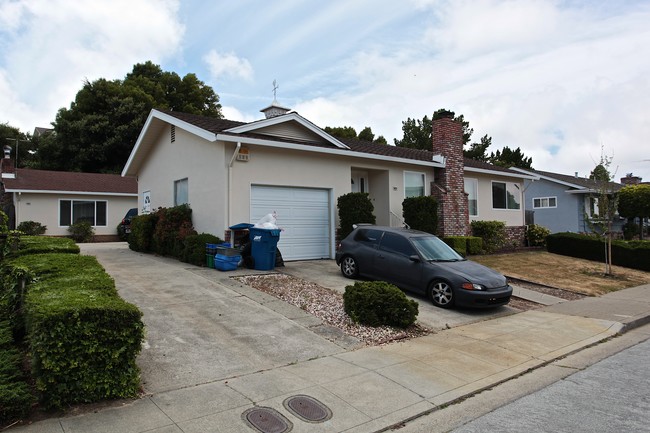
[1, 0, 649, 182]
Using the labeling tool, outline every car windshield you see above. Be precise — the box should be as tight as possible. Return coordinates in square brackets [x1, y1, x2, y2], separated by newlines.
[411, 236, 465, 262]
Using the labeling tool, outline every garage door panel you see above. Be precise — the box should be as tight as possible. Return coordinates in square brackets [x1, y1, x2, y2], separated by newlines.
[251, 185, 331, 261]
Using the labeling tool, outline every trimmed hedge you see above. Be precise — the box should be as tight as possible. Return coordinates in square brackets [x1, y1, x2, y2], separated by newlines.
[337, 193, 376, 240]
[442, 236, 467, 256]
[471, 221, 506, 253]
[402, 196, 438, 235]
[343, 281, 418, 328]
[547, 232, 650, 272]
[11, 236, 79, 257]
[466, 236, 483, 255]
[8, 253, 144, 409]
[181, 233, 224, 267]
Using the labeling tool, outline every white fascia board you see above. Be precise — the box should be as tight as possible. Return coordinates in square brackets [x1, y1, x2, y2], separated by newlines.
[122, 109, 217, 176]
[511, 167, 587, 189]
[464, 166, 535, 180]
[224, 112, 350, 150]
[565, 189, 600, 195]
[216, 134, 444, 168]
[5, 189, 137, 197]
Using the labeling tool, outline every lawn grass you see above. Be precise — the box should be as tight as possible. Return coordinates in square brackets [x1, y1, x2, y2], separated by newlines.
[470, 250, 650, 296]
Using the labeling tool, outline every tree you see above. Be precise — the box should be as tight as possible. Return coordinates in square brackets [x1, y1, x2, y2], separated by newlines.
[618, 184, 650, 240]
[489, 146, 533, 168]
[393, 115, 432, 150]
[324, 125, 387, 144]
[465, 135, 491, 162]
[36, 61, 222, 173]
[0, 122, 38, 168]
[585, 151, 618, 275]
[324, 126, 357, 139]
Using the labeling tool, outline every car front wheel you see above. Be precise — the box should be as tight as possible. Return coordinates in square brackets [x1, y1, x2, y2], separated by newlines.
[429, 280, 454, 308]
[340, 256, 359, 278]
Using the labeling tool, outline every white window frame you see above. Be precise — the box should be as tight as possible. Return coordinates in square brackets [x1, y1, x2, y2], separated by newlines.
[464, 178, 478, 217]
[585, 195, 600, 218]
[491, 181, 521, 210]
[59, 199, 107, 227]
[404, 171, 426, 198]
[533, 196, 557, 209]
[174, 178, 189, 206]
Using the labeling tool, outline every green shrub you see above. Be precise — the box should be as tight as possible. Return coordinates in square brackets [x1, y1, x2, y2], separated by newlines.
[9, 253, 144, 409]
[402, 196, 438, 234]
[622, 221, 640, 240]
[67, 220, 94, 243]
[526, 224, 550, 247]
[343, 281, 418, 328]
[0, 211, 8, 234]
[152, 205, 195, 257]
[471, 221, 506, 253]
[129, 212, 158, 252]
[181, 233, 224, 266]
[466, 236, 483, 255]
[547, 233, 650, 272]
[10, 236, 79, 257]
[0, 321, 34, 423]
[16, 221, 47, 235]
[442, 236, 467, 256]
[337, 193, 376, 240]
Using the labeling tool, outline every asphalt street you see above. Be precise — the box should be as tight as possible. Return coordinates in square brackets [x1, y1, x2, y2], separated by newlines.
[451, 338, 650, 433]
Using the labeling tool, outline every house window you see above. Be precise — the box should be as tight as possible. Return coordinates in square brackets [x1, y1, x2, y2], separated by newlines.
[533, 197, 557, 209]
[174, 178, 188, 206]
[59, 200, 107, 226]
[464, 178, 478, 217]
[492, 181, 521, 210]
[585, 196, 600, 218]
[405, 171, 425, 197]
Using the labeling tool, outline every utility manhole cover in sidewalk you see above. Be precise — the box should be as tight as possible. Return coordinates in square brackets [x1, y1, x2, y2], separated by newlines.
[242, 407, 293, 433]
[283, 395, 333, 423]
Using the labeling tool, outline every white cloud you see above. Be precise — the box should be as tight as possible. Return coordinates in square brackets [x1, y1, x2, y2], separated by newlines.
[0, 0, 184, 132]
[203, 50, 253, 82]
[294, 1, 650, 181]
[221, 105, 259, 123]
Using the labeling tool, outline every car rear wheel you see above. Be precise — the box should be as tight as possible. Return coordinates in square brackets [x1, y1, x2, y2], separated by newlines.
[429, 280, 454, 308]
[340, 256, 359, 278]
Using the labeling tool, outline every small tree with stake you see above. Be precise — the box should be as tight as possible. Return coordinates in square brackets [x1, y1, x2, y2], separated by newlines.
[585, 150, 619, 276]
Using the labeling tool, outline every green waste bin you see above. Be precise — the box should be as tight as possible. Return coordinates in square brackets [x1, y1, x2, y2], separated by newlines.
[249, 227, 281, 270]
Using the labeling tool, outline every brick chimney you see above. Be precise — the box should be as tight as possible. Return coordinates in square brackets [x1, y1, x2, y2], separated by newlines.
[1, 145, 15, 178]
[620, 173, 642, 185]
[430, 111, 469, 236]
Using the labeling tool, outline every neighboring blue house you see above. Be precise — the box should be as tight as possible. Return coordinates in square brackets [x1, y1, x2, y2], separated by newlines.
[511, 168, 624, 234]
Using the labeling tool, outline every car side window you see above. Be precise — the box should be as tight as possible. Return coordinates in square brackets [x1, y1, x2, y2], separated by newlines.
[354, 229, 382, 247]
[379, 233, 416, 256]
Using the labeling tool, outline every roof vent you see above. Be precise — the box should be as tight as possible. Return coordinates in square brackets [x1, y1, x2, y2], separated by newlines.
[260, 101, 291, 119]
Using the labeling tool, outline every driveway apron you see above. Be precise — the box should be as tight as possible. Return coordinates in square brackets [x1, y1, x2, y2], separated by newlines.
[79, 243, 343, 394]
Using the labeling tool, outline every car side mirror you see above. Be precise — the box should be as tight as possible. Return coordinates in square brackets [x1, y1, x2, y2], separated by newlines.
[409, 255, 420, 262]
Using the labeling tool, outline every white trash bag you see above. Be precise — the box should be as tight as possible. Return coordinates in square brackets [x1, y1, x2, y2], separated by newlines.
[254, 211, 280, 229]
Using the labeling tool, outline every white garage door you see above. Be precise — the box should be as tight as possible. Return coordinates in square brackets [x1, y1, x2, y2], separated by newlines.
[251, 185, 331, 261]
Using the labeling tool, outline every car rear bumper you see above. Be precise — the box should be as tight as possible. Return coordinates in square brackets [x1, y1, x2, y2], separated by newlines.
[455, 285, 513, 308]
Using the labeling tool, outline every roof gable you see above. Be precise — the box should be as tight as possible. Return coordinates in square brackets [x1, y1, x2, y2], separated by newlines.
[224, 112, 350, 149]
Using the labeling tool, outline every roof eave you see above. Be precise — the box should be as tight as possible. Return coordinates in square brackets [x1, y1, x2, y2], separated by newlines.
[464, 166, 535, 180]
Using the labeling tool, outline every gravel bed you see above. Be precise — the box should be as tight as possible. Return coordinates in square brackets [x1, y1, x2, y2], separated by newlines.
[234, 274, 431, 346]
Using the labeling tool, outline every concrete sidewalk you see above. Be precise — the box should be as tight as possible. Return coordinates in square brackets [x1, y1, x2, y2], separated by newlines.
[9, 248, 650, 433]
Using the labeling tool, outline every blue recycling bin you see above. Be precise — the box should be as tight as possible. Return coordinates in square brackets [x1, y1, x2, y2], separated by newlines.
[249, 227, 281, 270]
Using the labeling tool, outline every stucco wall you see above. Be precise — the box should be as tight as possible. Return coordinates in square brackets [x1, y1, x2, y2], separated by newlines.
[136, 125, 227, 234]
[466, 172, 524, 227]
[13, 192, 136, 236]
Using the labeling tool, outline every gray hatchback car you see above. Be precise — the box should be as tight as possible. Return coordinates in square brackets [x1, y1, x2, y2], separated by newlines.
[335, 225, 512, 309]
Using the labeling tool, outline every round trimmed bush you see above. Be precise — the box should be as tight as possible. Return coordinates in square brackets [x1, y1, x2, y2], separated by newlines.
[343, 281, 418, 328]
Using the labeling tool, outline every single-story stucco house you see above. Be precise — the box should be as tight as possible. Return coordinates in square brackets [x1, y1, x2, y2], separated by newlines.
[511, 167, 624, 234]
[122, 104, 532, 261]
[1, 151, 137, 239]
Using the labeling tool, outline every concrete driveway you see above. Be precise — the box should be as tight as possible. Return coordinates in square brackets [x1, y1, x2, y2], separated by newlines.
[80, 243, 345, 394]
[281, 260, 518, 331]
[80, 244, 515, 396]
